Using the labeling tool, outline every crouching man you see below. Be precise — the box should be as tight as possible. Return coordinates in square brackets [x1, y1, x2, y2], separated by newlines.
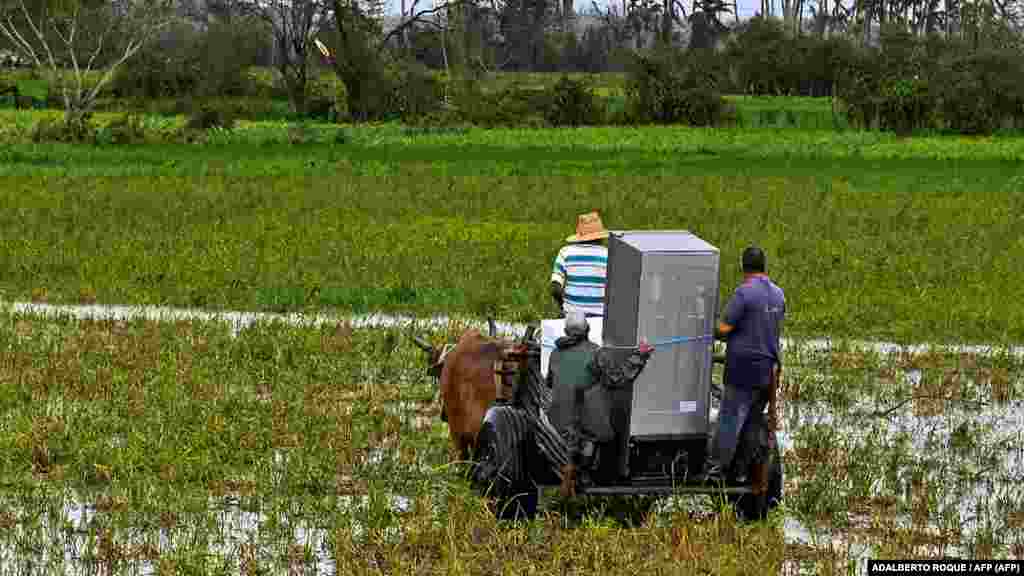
[546, 311, 654, 497]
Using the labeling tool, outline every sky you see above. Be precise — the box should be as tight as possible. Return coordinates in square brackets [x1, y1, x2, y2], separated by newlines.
[381, 0, 769, 22]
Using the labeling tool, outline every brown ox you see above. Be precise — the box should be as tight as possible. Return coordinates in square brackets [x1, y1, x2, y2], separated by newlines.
[411, 319, 532, 462]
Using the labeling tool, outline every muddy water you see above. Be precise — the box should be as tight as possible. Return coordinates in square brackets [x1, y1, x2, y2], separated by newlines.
[7, 301, 1024, 358]
[1, 302, 1021, 573]
[1, 389, 1018, 575]
[0, 492, 412, 576]
[781, 400, 1023, 561]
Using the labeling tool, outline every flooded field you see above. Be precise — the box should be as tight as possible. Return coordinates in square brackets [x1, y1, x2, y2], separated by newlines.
[0, 303, 1020, 574]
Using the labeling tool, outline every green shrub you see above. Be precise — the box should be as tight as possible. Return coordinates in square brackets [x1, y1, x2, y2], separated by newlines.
[404, 106, 471, 130]
[113, 21, 264, 100]
[305, 73, 350, 122]
[788, 35, 857, 98]
[834, 47, 882, 130]
[603, 94, 630, 125]
[112, 25, 201, 99]
[192, 20, 266, 98]
[725, 17, 792, 96]
[322, 55, 442, 123]
[625, 49, 727, 126]
[245, 68, 280, 99]
[98, 114, 147, 145]
[31, 115, 97, 143]
[113, 51, 200, 98]
[723, 18, 857, 98]
[545, 75, 601, 126]
[388, 61, 445, 121]
[934, 48, 1024, 134]
[186, 104, 236, 131]
[455, 82, 551, 127]
[833, 29, 1024, 135]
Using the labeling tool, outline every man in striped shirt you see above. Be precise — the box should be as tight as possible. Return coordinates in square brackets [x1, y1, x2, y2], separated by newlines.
[551, 211, 610, 318]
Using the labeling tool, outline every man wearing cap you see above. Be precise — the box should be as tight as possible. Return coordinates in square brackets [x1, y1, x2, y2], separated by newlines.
[705, 245, 785, 486]
[551, 211, 609, 318]
[546, 310, 654, 497]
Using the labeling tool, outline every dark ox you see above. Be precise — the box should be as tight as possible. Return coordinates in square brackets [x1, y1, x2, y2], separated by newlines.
[411, 319, 534, 461]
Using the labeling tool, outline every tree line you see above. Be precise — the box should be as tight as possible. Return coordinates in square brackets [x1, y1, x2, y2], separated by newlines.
[2, 0, 1023, 134]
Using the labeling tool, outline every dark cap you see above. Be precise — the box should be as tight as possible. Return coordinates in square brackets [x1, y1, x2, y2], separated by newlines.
[742, 246, 766, 273]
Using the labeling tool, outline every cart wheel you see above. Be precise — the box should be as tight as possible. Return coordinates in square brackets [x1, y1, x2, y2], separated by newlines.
[472, 407, 538, 521]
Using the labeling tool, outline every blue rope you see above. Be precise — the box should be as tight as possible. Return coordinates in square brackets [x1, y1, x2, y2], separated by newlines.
[541, 334, 714, 350]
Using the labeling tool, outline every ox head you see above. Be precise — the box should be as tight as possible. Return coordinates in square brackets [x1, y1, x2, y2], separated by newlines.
[409, 333, 444, 378]
[408, 317, 498, 378]
[408, 332, 449, 423]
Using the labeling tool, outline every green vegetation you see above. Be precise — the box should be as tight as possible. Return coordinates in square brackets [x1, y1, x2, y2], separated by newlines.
[3, 4, 1022, 573]
[0, 311, 1018, 572]
[0, 311, 783, 573]
[3, 111, 1024, 156]
[0, 123, 1023, 344]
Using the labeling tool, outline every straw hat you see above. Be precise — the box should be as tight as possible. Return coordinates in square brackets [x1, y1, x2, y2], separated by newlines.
[566, 211, 610, 243]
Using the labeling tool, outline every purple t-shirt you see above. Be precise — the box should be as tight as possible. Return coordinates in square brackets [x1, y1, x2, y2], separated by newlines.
[723, 275, 785, 366]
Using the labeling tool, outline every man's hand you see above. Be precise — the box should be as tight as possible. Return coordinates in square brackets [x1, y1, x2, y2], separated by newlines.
[550, 281, 564, 310]
[714, 321, 734, 341]
[637, 338, 654, 355]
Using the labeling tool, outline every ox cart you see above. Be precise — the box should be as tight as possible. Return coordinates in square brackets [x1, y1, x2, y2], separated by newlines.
[416, 231, 783, 522]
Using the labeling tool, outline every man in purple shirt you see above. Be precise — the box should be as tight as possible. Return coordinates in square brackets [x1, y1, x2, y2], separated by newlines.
[704, 246, 785, 484]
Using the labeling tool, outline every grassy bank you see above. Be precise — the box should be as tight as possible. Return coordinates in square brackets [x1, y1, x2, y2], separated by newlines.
[4, 112, 1024, 157]
[0, 311, 1019, 573]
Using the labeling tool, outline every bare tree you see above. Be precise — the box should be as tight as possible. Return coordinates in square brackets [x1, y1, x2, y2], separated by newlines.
[809, 0, 831, 36]
[587, 1, 634, 53]
[0, 0, 176, 124]
[236, 0, 330, 114]
[328, 0, 475, 119]
[398, 0, 423, 50]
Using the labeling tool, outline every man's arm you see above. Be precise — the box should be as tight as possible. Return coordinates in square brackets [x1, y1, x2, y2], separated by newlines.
[590, 344, 653, 389]
[551, 249, 567, 312]
[768, 364, 780, 433]
[716, 290, 744, 341]
[769, 313, 784, 433]
[551, 281, 564, 310]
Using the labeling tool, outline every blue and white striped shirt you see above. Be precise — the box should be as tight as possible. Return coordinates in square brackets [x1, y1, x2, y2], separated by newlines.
[551, 243, 608, 317]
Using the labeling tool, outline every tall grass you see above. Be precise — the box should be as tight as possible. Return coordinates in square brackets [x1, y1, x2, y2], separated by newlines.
[1, 127, 1022, 343]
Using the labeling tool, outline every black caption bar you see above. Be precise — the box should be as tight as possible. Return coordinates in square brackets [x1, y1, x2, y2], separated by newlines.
[868, 560, 1023, 576]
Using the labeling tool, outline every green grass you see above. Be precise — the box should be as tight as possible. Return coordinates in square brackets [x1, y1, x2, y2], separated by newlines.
[1, 122, 1023, 344]
[723, 95, 845, 130]
[0, 311, 1019, 572]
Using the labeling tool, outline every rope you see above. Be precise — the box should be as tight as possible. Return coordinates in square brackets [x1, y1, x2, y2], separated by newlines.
[540, 334, 714, 350]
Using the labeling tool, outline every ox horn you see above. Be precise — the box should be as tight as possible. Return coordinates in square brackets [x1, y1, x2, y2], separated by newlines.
[409, 334, 436, 353]
[487, 316, 497, 338]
